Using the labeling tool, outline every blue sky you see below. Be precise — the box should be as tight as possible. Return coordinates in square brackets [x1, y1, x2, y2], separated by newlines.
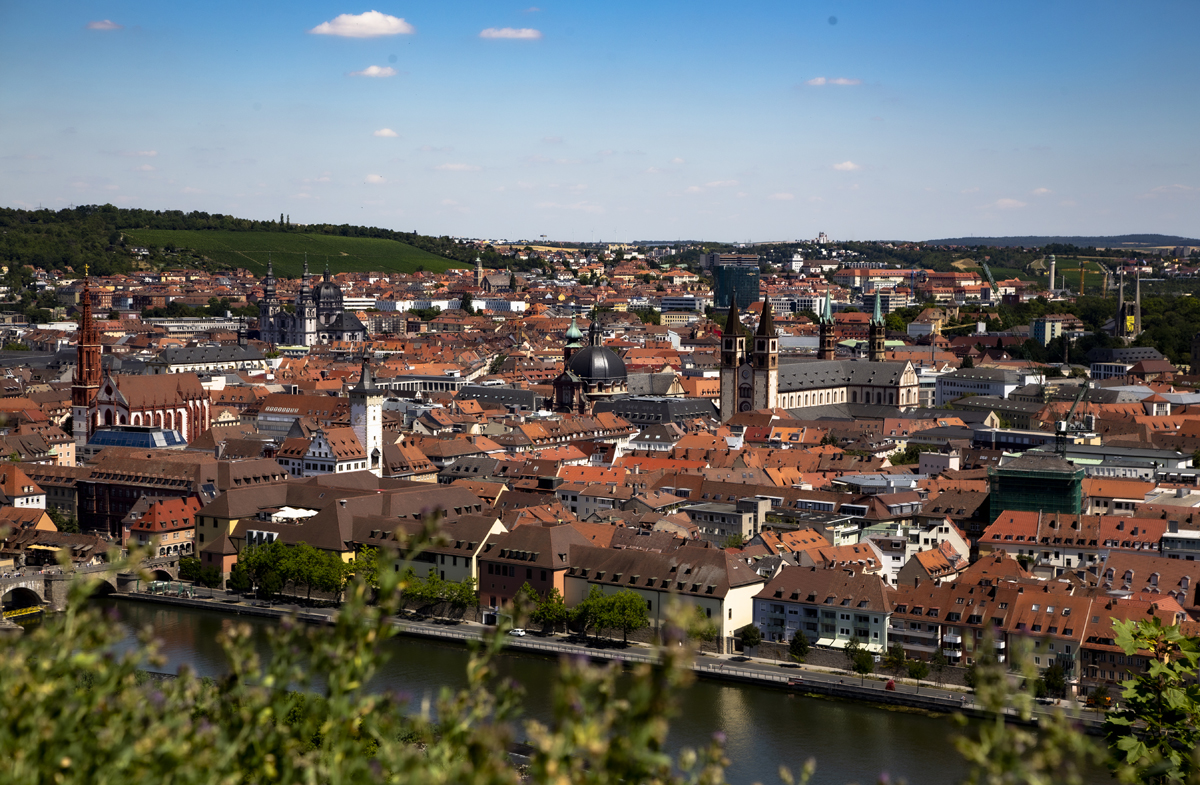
[2, 1, 1197, 242]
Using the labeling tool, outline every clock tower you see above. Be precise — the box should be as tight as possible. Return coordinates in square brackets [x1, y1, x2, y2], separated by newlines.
[751, 299, 779, 411]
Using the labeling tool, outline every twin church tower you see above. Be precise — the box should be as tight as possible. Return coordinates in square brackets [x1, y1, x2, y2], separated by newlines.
[718, 293, 886, 421]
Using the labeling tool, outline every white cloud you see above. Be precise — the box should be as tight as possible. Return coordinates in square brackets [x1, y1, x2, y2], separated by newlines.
[181, 186, 203, 194]
[419, 145, 453, 153]
[1032, 187, 1052, 195]
[1137, 183, 1197, 199]
[309, 11, 414, 38]
[119, 150, 157, 158]
[684, 186, 703, 194]
[350, 65, 397, 78]
[960, 186, 980, 194]
[645, 166, 664, 174]
[480, 27, 542, 39]
[768, 193, 795, 201]
[542, 136, 562, 144]
[365, 174, 386, 184]
[705, 180, 738, 188]
[805, 77, 861, 86]
[434, 163, 481, 171]
[670, 157, 685, 164]
[87, 19, 122, 30]
[440, 199, 459, 206]
[135, 164, 155, 172]
[373, 128, 399, 137]
[832, 161, 860, 171]
[523, 6, 541, 11]
[990, 198, 1027, 209]
[302, 174, 331, 183]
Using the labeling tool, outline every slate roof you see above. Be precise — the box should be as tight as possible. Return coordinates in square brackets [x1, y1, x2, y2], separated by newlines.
[776, 359, 912, 393]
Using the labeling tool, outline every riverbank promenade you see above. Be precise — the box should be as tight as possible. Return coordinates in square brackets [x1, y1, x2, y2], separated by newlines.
[112, 587, 1105, 730]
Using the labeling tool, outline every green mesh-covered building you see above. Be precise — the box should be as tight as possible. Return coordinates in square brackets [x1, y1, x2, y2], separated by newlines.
[987, 452, 1084, 525]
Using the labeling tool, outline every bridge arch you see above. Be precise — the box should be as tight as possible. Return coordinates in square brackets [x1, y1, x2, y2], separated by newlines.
[2, 586, 43, 610]
[150, 569, 174, 582]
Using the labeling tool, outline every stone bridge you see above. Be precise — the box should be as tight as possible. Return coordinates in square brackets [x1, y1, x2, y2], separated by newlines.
[0, 558, 180, 614]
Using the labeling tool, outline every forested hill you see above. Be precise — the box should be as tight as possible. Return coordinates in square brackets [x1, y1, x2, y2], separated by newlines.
[926, 234, 1199, 248]
[0, 204, 473, 277]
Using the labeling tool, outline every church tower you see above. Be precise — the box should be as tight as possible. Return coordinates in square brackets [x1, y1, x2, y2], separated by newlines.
[752, 299, 779, 411]
[719, 299, 747, 421]
[563, 316, 584, 364]
[818, 292, 836, 360]
[868, 293, 885, 362]
[350, 354, 384, 477]
[72, 269, 101, 447]
[474, 256, 484, 288]
[258, 257, 282, 345]
[296, 256, 317, 346]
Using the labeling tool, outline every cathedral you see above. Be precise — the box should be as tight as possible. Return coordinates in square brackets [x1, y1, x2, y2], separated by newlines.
[553, 317, 629, 414]
[719, 295, 919, 421]
[72, 273, 212, 447]
[257, 259, 365, 346]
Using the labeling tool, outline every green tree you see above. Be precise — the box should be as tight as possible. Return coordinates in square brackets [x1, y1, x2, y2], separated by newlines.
[459, 291, 474, 314]
[179, 557, 202, 583]
[1042, 662, 1067, 699]
[602, 589, 650, 645]
[843, 636, 863, 672]
[1104, 616, 1200, 784]
[687, 606, 718, 646]
[882, 643, 906, 679]
[721, 534, 744, 549]
[571, 585, 607, 641]
[961, 354, 975, 368]
[906, 659, 929, 691]
[738, 624, 762, 651]
[45, 506, 80, 534]
[227, 561, 251, 593]
[851, 649, 875, 685]
[789, 632, 810, 663]
[531, 587, 569, 633]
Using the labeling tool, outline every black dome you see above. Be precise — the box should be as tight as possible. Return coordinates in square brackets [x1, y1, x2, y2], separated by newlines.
[568, 345, 627, 383]
[314, 280, 343, 307]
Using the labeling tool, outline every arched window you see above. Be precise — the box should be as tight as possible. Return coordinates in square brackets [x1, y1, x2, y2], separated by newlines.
[104, 409, 113, 426]
[132, 414, 141, 426]
[851, 391, 857, 403]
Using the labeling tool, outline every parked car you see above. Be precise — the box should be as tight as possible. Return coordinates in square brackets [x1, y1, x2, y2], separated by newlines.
[508, 628, 526, 637]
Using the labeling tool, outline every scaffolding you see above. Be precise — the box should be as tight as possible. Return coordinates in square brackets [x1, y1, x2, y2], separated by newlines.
[988, 463, 1083, 523]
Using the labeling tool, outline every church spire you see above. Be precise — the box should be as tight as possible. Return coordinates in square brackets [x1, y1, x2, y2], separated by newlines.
[724, 297, 741, 336]
[822, 291, 833, 323]
[870, 292, 883, 326]
[324, 258, 331, 281]
[756, 298, 775, 337]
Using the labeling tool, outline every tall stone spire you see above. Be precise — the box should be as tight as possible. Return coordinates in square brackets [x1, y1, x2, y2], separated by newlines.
[818, 291, 836, 361]
[868, 292, 885, 362]
[71, 268, 102, 447]
[756, 299, 775, 337]
[724, 297, 741, 336]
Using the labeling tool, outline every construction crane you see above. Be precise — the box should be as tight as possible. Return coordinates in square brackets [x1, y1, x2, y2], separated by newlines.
[980, 259, 1000, 296]
[1079, 265, 1086, 296]
[1055, 383, 1090, 456]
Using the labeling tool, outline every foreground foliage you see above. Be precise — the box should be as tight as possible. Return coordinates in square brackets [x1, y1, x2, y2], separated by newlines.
[3, 549, 1198, 785]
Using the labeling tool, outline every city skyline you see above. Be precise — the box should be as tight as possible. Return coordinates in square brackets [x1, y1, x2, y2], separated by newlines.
[2, 1, 1197, 241]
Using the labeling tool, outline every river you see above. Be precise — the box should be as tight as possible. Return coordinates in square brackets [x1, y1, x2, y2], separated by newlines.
[92, 599, 1106, 785]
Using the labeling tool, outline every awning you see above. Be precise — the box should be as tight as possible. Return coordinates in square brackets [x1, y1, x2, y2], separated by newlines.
[27, 545, 61, 551]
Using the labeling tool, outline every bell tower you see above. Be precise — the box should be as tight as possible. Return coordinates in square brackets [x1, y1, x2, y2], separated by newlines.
[818, 292, 836, 360]
[72, 267, 102, 448]
[752, 299, 779, 411]
[868, 293, 885, 362]
[350, 354, 384, 477]
[719, 300, 747, 421]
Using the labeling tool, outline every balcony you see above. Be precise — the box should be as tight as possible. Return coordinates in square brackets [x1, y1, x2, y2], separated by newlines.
[994, 640, 1006, 649]
[943, 649, 962, 659]
[943, 633, 962, 644]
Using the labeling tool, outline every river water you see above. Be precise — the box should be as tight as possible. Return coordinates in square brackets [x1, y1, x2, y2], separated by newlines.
[92, 599, 1106, 785]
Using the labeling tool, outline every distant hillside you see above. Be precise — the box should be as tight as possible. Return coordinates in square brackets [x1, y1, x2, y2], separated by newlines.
[123, 229, 462, 278]
[0, 204, 471, 278]
[926, 234, 1200, 248]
